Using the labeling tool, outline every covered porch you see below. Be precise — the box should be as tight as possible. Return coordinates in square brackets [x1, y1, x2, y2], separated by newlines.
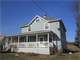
[7, 31, 51, 47]
[4, 30, 60, 54]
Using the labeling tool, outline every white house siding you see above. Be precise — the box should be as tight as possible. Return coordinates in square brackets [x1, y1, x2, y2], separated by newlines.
[18, 48, 49, 54]
[30, 18, 48, 31]
[49, 22, 60, 38]
[49, 22, 62, 52]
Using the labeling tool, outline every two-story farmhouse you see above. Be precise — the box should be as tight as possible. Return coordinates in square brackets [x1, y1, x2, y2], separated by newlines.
[3, 15, 67, 55]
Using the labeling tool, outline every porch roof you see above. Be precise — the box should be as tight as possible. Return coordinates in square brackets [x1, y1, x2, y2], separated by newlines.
[19, 30, 53, 35]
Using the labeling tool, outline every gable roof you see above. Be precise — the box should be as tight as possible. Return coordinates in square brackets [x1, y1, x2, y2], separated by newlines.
[21, 15, 60, 28]
[21, 15, 43, 28]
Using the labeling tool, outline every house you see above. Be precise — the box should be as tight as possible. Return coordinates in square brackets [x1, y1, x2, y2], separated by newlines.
[3, 15, 67, 54]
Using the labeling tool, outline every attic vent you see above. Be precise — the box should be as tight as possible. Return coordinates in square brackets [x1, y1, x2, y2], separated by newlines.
[36, 19, 39, 22]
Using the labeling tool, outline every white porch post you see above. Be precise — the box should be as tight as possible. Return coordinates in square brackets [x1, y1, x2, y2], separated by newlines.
[47, 33, 50, 54]
[10, 36, 13, 45]
[6, 37, 8, 43]
[47, 33, 49, 47]
[10, 36, 13, 52]
[18, 35, 20, 47]
[11, 36, 12, 43]
[36, 34, 38, 42]
[36, 34, 38, 48]
[6, 37, 9, 46]
[6, 37, 9, 42]
[26, 35, 28, 42]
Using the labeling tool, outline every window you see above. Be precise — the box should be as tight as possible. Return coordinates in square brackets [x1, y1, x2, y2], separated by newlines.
[45, 23, 49, 29]
[19, 36, 26, 42]
[45, 26, 48, 29]
[49, 37, 52, 42]
[28, 36, 36, 42]
[39, 37, 44, 41]
[28, 26, 31, 31]
[38, 35, 47, 42]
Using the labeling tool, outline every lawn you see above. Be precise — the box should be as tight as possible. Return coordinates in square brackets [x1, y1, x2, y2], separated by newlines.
[0, 53, 80, 60]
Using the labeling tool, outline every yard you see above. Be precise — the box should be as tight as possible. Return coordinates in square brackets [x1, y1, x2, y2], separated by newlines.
[0, 43, 80, 60]
[0, 52, 80, 60]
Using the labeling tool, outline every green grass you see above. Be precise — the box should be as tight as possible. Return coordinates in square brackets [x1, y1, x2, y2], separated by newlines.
[0, 53, 80, 60]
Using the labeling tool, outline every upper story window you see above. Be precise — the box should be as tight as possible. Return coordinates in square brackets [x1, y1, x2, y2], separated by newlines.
[45, 26, 48, 29]
[45, 23, 49, 29]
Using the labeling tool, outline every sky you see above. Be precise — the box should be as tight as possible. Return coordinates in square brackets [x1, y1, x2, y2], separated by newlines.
[0, 0, 78, 42]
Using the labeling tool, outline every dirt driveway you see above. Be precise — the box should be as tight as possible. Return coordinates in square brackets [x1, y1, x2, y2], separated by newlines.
[0, 53, 80, 60]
